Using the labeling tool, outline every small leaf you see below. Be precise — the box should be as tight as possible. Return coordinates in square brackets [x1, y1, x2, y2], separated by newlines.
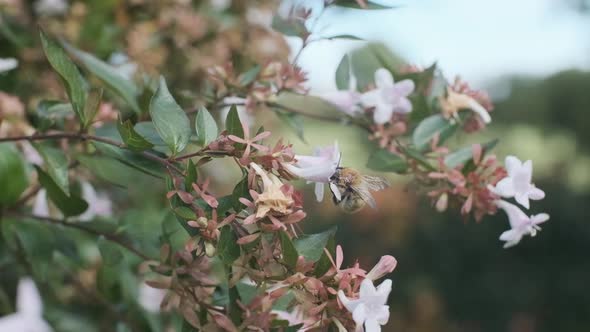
[98, 236, 123, 266]
[92, 142, 164, 179]
[173, 206, 197, 220]
[294, 227, 337, 262]
[225, 105, 244, 138]
[40, 30, 87, 124]
[326, 34, 363, 40]
[275, 110, 305, 142]
[239, 66, 261, 86]
[83, 88, 103, 129]
[231, 177, 250, 213]
[64, 43, 141, 113]
[77, 154, 136, 187]
[366, 150, 408, 173]
[117, 118, 154, 151]
[334, 0, 397, 9]
[35, 165, 88, 217]
[184, 159, 197, 190]
[0, 143, 28, 205]
[195, 106, 218, 146]
[313, 233, 336, 277]
[335, 54, 350, 90]
[32, 142, 70, 196]
[133, 122, 167, 147]
[218, 226, 240, 266]
[412, 114, 457, 151]
[279, 231, 298, 269]
[271, 15, 307, 37]
[444, 139, 499, 169]
[149, 76, 192, 155]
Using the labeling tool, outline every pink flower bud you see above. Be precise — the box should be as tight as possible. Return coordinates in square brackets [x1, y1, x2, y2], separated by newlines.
[366, 255, 397, 280]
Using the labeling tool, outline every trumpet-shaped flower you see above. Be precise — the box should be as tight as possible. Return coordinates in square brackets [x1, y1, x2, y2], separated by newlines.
[360, 68, 414, 124]
[282, 142, 340, 202]
[0, 278, 53, 332]
[496, 200, 549, 248]
[338, 278, 392, 332]
[250, 163, 294, 218]
[439, 87, 491, 124]
[366, 255, 397, 281]
[489, 156, 545, 209]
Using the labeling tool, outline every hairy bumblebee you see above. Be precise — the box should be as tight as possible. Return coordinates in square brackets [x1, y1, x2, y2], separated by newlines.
[329, 167, 390, 213]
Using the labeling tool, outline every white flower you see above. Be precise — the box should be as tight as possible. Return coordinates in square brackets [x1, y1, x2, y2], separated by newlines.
[490, 156, 545, 209]
[34, 0, 68, 16]
[0, 278, 53, 332]
[338, 279, 392, 332]
[496, 200, 549, 248]
[360, 68, 414, 124]
[0, 58, 18, 73]
[78, 181, 113, 222]
[138, 283, 166, 313]
[283, 142, 341, 202]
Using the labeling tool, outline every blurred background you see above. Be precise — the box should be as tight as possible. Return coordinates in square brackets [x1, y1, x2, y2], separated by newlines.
[1, 0, 590, 331]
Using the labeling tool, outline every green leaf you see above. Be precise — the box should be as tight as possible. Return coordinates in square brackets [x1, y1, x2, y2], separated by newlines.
[40, 30, 87, 124]
[275, 93, 343, 120]
[98, 236, 123, 266]
[366, 150, 408, 173]
[77, 154, 136, 187]
[184, 159, 197, 190]
[133, 122, 167, 147]
[83, 88, 103, 128]
[444, 139, 499, 169]
[36, 100, 74, 130]
[225, 105, 244, 138]
[218, 226, 240, 266]
[335, 54, 351, 90]
[294, 227, 337, 263]
[149, 76, 192, 155]
[173, 206, 197, 220]
[32, 143, 70, 196]
[279, 231, 298, 269]
[195, 106, 218, 146]
[231, 176, 250, 213]
[412, 114, 458, 151]
[64, 43, 141, 113]
[275, 110, 305, 142]
[313, 233, 336, 277]
[117, 119, 154, 152]
[271, 15, 307, 37]
[92, 142, 164, 179]
[348, 43, 405, 90]
[0, 143, 28, 205]
[326, 34, 363, 40]
[239, 66, 261, 86]
[35, 165, 88, 217]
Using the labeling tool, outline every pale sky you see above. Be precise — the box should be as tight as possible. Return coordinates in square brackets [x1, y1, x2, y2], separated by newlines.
[296, 0, 590, 92]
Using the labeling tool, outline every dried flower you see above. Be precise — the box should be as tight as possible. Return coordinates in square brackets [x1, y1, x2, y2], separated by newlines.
[439, 87, 491, 124]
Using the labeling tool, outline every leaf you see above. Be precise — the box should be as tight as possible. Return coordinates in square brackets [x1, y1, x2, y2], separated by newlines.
[32, 143, 70, 196]
[117, 118, 154, 151]
[294, 227, 337, 262]
[279, 231, 298, 269]
[225, 105, 244, 138]
[0, 143, 28, 205]
[326, 34, 363, 40]
[64, 43, 141, 113]
[271, 15, 307, 37]
[35, 165, 88, 217]
[412, 114, 458, 151]
[77, 154, 136, 187]
[239, 65, 261, 86]
[40, 30, 87, 124]
[98, 236, 123, 266]
[335, 54, 350, 90]
[83, 88, 103, 128]
[231, 177, 250, 213]
[195, 106, 218, 146]
[133, 122, 167, 147]
[184, 159, 197, 190]
[348, 43, 405, 90]
[149, 76, 192, 155]
[444, 139, 499, 169]
[275, 92, 343, 119]
[313, 233, 336, 277]
[275, 110, 305, 142]
[173, 206, 197, 220]
[92, 142, 164, 179]
[366, 150, 408, 173]
[218, 226, 240, 266]
[36, 100, 74, 130]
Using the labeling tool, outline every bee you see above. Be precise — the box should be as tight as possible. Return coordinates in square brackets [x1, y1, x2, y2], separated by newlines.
[329, 167, 390, 213]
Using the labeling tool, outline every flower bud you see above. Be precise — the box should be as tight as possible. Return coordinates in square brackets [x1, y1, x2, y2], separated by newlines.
[205, 242, 216, 257]
[435, 193, 448, 212]
[366, 255, 397, 280]
[197, 217, 208, 228]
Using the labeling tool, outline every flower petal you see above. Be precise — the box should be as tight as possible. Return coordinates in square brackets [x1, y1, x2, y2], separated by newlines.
[360, 89, 381, 108]
[493, 178, 516, 197]
[514, 192, 530, 209]
[375, 279, 392, 305]
[393, 79, 415, 96]
[359, 278, 377, 298]
[374, 305, 390, 325]
[314, 182, 325, 202]
[505, 156, 522, 176]
[364, 317, 382, 332]
[522, 160, 533, 183]
[467, 98, 491, 124]
[373, 104, 393, 124]
[374, 68, 394, 88]
[352, 302, 368, 327]
[531, 213, 550, 225]
[17, 278, 43, 317]
[392, 97, 413, 114]
[528, 186, 545, 200]
[496, 200, 529, 228]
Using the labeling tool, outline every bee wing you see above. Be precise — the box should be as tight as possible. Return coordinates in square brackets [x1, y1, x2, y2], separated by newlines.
[351, 184, 377, 209]
[362, 175, 390, 191]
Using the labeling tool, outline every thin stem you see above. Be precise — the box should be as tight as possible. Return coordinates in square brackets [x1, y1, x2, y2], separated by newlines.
[19, 213, 152, 261]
